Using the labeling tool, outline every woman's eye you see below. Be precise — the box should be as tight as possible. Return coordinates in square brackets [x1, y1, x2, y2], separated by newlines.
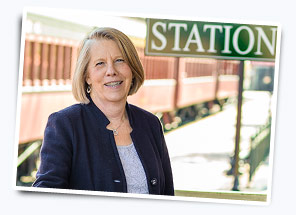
[116, 59, 124, 63]
[96, 62, 104, 66]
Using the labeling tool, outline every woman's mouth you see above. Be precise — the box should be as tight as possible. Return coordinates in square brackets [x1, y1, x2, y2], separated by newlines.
[104, 81, 123, 87]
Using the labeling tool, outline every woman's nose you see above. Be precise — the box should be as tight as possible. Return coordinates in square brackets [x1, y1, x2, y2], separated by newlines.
[106, 63, 117, 76]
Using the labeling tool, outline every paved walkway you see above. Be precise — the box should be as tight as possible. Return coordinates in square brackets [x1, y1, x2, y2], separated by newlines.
[165, 91, 273, 193]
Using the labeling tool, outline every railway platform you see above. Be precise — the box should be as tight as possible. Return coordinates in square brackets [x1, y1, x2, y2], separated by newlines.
[165, 90, 273, 193]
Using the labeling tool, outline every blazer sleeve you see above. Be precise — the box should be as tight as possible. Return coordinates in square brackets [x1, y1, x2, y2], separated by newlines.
[32, 112, 73, 189]
[157, 119, 175, 195]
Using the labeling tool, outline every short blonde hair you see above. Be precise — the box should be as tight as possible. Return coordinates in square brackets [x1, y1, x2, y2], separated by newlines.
[72, 27, 145, 104]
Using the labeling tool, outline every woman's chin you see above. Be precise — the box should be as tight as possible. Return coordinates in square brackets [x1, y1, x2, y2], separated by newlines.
[105, 94, 128, 103]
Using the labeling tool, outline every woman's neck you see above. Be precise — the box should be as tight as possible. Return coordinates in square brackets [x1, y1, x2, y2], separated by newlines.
[90, 95, 127, 124]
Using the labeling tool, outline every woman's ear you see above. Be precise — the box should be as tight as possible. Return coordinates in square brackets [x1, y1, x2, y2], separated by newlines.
[86, 73, 91, 85]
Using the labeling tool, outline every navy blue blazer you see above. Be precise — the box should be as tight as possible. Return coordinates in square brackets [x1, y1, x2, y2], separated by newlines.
[32, 97, 174, 195]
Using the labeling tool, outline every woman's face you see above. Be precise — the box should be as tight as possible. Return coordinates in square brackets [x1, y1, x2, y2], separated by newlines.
[86, 39, 133, 105]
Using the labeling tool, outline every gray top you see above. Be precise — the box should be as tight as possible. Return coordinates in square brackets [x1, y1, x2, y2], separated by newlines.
[116, 143, 149, 194]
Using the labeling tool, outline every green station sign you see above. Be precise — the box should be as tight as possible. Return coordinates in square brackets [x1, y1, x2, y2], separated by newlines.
[145, 18, 279, 61]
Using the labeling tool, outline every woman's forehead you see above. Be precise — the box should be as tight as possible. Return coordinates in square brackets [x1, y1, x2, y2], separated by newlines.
[89, 39, 122, 57]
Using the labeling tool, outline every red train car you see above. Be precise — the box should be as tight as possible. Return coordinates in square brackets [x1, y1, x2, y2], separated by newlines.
[20, 34, 78, 144]
[19, 34, 239, 144]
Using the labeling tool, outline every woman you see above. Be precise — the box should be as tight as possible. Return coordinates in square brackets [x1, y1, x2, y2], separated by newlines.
[32, 27, 174, 195]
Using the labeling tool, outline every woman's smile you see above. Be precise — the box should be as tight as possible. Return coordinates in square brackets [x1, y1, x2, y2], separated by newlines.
[104, 80, 123, 88]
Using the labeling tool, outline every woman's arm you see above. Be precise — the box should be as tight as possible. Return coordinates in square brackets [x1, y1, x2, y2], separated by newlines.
[157, 119, 175, 195]
[32, 112, 73, 189]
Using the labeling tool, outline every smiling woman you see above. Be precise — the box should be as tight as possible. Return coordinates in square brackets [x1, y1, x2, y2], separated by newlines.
[32, 27, 174, 195]
[86, 39, 133, 107]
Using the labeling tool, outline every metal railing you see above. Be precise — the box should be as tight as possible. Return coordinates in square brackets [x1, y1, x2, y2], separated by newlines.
[17, 140, 42, 167]
[248, 118, 271, 183]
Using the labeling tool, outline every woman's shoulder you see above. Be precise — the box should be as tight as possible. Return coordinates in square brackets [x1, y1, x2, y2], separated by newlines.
[128, 104, 156, 117]
[128, 104, 160, 125]
[49, 103, 86, 121]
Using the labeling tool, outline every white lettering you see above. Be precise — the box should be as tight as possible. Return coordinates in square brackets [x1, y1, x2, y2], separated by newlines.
[254, 27, 277, 56]
[183, 24, 205, 52]
[151, 22, 167, 51]
[233, 26, 255, 55]
[221, 25, 233, 54]
[168, 23, 187, 51]
[203, 25, 223, 53]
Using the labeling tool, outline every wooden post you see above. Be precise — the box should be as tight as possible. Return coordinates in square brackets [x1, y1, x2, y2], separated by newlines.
[232, 60, 244, 191]
[173, 57, 180, 109]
